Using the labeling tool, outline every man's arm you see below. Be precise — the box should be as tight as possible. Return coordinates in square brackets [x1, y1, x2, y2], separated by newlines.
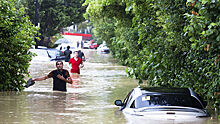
[32, 75, 49, 81]
[57, 75, 72, 84]
[82, 52, 85, 57]
[68, 58, 72, 65]
[80, 63, 84, 68]
[66, 77, 72, 84]
[80, 58, 84, 68]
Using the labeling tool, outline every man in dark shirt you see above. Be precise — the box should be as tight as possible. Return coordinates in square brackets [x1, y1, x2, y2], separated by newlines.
[32, 61, 72, 92]
[64, 46, 72, 62]
[78, 50, 85, 61]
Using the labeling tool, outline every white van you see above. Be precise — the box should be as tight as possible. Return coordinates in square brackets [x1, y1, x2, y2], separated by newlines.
[83, 41, 90, 49]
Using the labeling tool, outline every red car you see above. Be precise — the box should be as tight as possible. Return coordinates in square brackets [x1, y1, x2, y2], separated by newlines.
[90, 43, 99, 49]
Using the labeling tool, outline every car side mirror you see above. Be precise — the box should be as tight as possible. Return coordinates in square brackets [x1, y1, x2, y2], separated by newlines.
[114, 100, 124, 106]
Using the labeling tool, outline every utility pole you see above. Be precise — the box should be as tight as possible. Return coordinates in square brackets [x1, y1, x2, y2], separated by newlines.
[35, 0, 39, 49]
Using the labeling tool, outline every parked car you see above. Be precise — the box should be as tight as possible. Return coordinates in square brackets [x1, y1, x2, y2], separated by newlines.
[115, 87, 209, 122]
[47, 49, 66, 61]
[97, 44, 110, 54]
[83, 41, 90, 49]
[55, 43, 75, 53]
[90, 43, 99, 49]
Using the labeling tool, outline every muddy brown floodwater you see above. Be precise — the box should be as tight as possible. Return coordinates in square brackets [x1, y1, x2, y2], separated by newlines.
[0, 49, 219, 124]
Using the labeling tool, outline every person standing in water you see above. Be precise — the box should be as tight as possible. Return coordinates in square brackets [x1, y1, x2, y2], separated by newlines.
[69, 51, 84, 74]
[31, 61, 72, 92]
[64, 46, 72, 62]
[78, 49, 85, 61]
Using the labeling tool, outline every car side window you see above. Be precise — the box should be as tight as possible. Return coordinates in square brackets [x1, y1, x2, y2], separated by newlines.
[130, 101, 135, 108]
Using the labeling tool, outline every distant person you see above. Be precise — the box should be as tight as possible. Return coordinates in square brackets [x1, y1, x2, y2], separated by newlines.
[30, 61, 72, 92]
[77, 41, 80, 48]
[64, 46, 72, 62]
[81, 40, 84, 49]
[78, 50, 85, 61]
[69, 51, 84, 74]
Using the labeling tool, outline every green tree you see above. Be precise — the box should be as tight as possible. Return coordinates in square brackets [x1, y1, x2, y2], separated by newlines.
[84, 0, 220, 107]
[0, 0, 37, 91]
[20, 0, 86, 46]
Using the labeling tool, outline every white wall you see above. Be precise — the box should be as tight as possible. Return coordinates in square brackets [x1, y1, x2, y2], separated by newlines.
[62, 35, 82, 48]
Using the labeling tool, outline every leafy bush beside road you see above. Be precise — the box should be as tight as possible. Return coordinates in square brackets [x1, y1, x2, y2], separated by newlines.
[84, 0, 219, 107]
[0, 0, 37, 91]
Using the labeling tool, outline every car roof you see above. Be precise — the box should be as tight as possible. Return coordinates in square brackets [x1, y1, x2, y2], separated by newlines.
[139, 87, 191, 95]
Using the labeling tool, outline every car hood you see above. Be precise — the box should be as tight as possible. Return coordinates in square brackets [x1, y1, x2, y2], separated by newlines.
[123, 106, 209, 117]
[123, 111, 209, 124]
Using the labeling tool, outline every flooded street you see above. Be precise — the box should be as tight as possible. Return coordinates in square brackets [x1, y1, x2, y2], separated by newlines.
[0, 49, 219, 124]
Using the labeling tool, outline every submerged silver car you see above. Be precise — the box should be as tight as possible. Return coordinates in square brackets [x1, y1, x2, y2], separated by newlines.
[115, 87, 209, 123]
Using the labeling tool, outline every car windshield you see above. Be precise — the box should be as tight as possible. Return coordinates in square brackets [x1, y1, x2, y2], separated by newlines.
[134, 94, 203, 109]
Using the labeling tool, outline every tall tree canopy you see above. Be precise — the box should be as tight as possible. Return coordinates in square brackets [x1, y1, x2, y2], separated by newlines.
[84, 0, 220, 107]
[20, 0, 86, 45]
[0, 0, 37, 91]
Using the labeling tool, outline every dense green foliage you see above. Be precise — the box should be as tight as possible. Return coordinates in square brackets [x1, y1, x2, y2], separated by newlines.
[0, 0, 37, 91]
[84, 0, 220, 107]
[19, 0, 86, 45]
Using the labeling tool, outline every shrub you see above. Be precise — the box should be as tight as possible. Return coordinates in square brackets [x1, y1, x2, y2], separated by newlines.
[0, 0, 37, 91]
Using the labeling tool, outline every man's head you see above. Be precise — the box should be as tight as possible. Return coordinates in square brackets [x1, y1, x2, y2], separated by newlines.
[56, 61, 63, 70]
[74, 51, 78, 57]
[67, 46, 70, 50]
